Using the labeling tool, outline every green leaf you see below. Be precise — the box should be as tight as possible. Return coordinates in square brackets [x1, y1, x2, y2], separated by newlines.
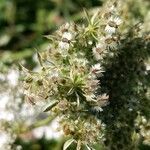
[43, 35, 58, 41]
[85, 144, 93, 150]
[91, 11, 98, 25]
[43, 101, 59, 112]
[19, 64, 29, 73]
[83, 8, 91, 24]
[76, 140, 81, 150]
[75, 92, 80, 107]
[35, 49, 44, 68]
[63, 138, 75, 150]
[73, 75, 79, 84]
[67, 87, 74, 96]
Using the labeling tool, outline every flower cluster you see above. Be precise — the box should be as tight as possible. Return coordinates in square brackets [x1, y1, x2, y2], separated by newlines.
[91, 2, 122, 61]
[21, 1, 122, 149]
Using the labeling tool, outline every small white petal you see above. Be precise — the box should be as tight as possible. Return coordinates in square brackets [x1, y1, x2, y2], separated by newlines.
[92, 63, 102, 71]
[96, 43, 103, 49]
[88, 40, 93, 45]
[93, 106, 103, 112]
[92, 49, 101, 60]
[59, 41, 70, 50]
[91, 63, 104, 74]
[114, 17, 122, 25]
[105, 25, 116, 34]
[62, 32, 72, 41]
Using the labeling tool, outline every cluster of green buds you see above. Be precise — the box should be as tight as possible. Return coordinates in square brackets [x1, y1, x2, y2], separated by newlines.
[21, 1, 122, 149]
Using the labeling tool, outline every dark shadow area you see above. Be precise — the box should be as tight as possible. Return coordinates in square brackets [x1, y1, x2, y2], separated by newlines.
[99, 28, 150, 150]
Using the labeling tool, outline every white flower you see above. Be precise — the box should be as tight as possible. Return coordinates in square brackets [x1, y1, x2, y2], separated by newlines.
[58, 32, 73, 51]
[58, 41, 70, 50]
[92, 49, 102, 60]
[88, 40, 93, 45]
[91, 63, 104, 74]
[62, 32, 72, 41]
[93, 106, 103, 112]
[86, 94, 96, 102]
[105, 25, 116, 34]
[88, 79, 99, 90]
[64, 22, 70, 29]
[104, 35, 117, 48]
[96, 43, 104, 49]
[113, 17, 122, 25]
[105, 16, 122, 34]
[109, 5, 117, 12]
[92, 40, 106, 60]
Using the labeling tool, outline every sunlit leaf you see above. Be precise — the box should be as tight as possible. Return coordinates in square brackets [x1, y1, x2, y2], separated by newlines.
[85, 144, 93, 150]
[63, 138, 75, 150]
[19, 64, 29, 73]
[36, 51, 44, 67]
[75, 92, 80, 107]
[43, 101, 59, 112]
[83, 8, 91, 24]
[77, 140, 81, 150]
[67, 87, 74, 96]
[91, 11, 98, 25]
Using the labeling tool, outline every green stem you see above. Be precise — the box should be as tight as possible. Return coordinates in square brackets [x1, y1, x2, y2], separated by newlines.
[19, 114, 58, 134]
[29, 115, 57, 129]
